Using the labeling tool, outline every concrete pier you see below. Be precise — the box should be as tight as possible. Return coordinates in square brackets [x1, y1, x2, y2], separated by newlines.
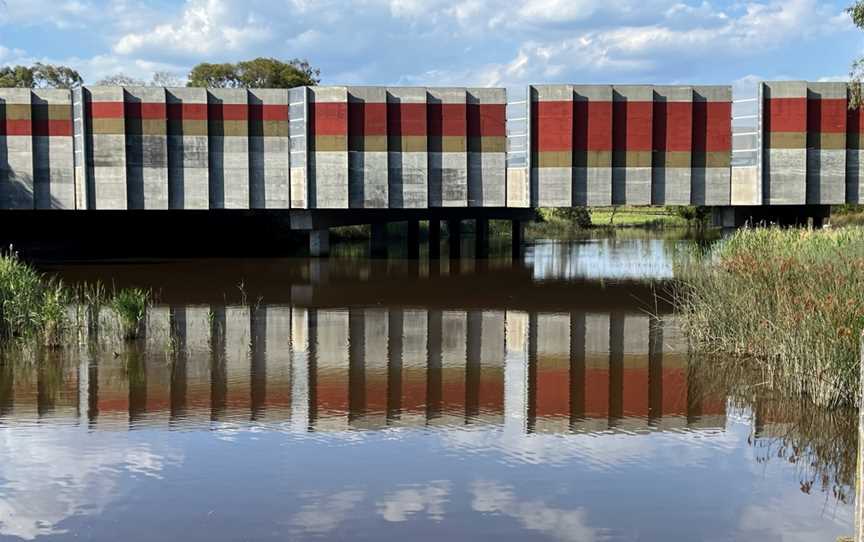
[475, 218, 489, 259]
[511, 220, 524, 260]
[309, 229, 330, 257]
[447, 219, 462, 259]
[407, 220, 420, 259]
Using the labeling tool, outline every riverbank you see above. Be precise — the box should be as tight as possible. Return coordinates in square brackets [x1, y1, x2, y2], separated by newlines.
[675, 226, 864, 408]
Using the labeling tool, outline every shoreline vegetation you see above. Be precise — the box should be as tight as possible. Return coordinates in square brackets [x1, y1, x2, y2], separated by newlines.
[674, 226, 864, 409]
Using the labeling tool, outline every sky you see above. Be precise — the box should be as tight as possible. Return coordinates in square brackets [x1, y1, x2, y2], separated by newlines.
[0, 0, 860, 96]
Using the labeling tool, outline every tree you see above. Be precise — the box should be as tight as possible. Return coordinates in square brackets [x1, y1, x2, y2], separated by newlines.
[151, 71, 183, 87]
[850, 2, 864, 107]
[0, 63, 82, 88]
[187, 57, 320, 88]
[96, 73, 145, 86]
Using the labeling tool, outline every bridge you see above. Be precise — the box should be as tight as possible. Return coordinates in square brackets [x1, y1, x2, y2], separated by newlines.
[0, 81, 859, 256]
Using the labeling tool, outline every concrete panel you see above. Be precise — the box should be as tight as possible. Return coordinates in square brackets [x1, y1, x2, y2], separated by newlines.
[208, 89, 249, 209]
[806, 82, 846, 205]
[504, 311, 528, 435]
[288, 86, 308, 209]
[31, 89, 74, 209]
[692, 86, 732, 205]
[506, 167, 529, 207]
[848, 150, 864, 204]
[467, 88, 506, 207]
[309, 86, 348, 209]
[348, 87, 388, 208]
[124, 87, 168, 209]
[573, 85, 613, 206]
[224, 306, 251, 417]
[651, 86, 692, 205]
[85, 87, 127, 209]
[386, 88, 428, 208]
[428, 88, 468, 207]
[763, 81, 807, 205]
[166, 88, 209, 209]
[731, 166, 760, 205]
[530, 85, 572, 207]
[0, 88, 35, 209]
[249, 88, 290, 209]
[400, 309, 427, 423]
[314, 309, 350, 429]
[612, 86, 653, 205]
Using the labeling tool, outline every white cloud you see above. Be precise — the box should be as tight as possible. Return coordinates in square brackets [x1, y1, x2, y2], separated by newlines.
[290, 490, 365, 534]
[376, 481, 450, 522]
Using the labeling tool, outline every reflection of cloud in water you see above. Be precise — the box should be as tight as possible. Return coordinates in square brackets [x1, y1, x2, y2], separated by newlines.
[376, 481, 450, 522]
[291, 490, 365, 534]
[471, 480, 607, 542]
[0, 428, 180, 540]
[738, 497, 851, 542]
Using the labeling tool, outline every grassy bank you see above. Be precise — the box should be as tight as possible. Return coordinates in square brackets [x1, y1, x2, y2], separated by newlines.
[675, 227, 864, 408]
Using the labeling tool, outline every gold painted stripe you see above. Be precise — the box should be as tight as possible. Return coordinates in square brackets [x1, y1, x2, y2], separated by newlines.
[2, 104, 32, 120]
[652, 151, 692, 168]
[429, 136, 466, 153]
[613, 151, 652, 168]
[209, 120, 248, 137]
[167, 119, 208, 137]
[807, 132, 846, 150]
[847, 132, 864, 149]
[573, 150, 612, 168]
[126, 118, 166, 136]
[468, 136, 505, 153]
[348, 135, 387, 152]
[32, 104, 71, 121]
[91, 117, 125, 135]
[534, 151, 572, 168]
[313, 135, 348, 152]
[768, 132, 806, 149]
[692, 152, 731, 168]
[388, 135, 427, 153]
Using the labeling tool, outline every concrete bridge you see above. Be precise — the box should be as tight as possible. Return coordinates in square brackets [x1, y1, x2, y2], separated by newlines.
[0, 81, 859, 255]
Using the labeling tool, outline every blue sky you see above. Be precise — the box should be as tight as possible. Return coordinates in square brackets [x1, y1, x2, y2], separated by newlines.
[0, 0, 860, 95]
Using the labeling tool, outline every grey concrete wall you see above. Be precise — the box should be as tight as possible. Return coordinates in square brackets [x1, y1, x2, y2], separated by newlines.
[806, 82, 846, 205]
[573, 85, 613, 206]
[166, 88, 209, 210]
[208, 89, 250, 209]
[531, 85, 572, 207]
[763, 81, 807, 205]
[124, 87, 169, 209]
[387, 88, 428, 208]
[0, 88, 35, 209]
[612, 85, 653, 205]
[309, 86, 348, 209]
[249, 89, 290, 209]
[652, 86, 692, 205]
[428, 88, 468, 207]
[467, 88, 506, 207]
[348, 87, 388, 208]
[86, 87, 127, 209]
[694, 86, 732, 206]
[32, 89, 75, 209]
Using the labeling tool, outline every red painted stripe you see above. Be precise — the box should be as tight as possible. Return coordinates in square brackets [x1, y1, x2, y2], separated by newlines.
[662, 367, 687, 416]
[765, 97, 806, 132]
[310, 102, 348, 136]
[467, 103, 506, 138]
[387, 102, 426, 137]
[167, 103, 208, 121]
[653, 101, 693, 152]
[88, 101, 124, 119]
[613, 101, 652, 151]
[622, 369, 649, 417]
[124, 102, 166, 120]
[33, 119, 72, 137]
[535, 369, 569, 417]
[348, 102, 387, 136]
[585, 368, 609, 418]
[428, 103, 467, 137]
[807, 98, 846, 134]
[693, 101, 731, 153]
[573, 101, 613, 151]
[1, 119, 32, 136]
[249, 104, 289, 122]
[532, 100, 573, 152]
[208, 103, 248, 122]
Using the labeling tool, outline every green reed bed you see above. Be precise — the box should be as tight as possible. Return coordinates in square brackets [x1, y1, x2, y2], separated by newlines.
[675, 227, 864, 408]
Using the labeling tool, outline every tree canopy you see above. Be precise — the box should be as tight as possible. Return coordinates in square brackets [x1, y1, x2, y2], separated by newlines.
[850, 2, 864, 107]
[187, 57, 320, 88]
[0, 63, 82, 89]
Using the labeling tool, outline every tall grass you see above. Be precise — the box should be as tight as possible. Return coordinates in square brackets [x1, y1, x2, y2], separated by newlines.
[675, 227, 864, 408]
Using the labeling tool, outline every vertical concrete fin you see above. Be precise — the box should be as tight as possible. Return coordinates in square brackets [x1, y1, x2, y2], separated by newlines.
[288, 86, 308, 209]
[763, 81, 807, 205]
[386, 87, 428, 208]
[428, 87, 468, 207]
[207, 88, 250, 209]
[72, 87, 88, 209]
[651, 86, 693, 206]
[506, 87, 530, 208]
[806, 82, 847, 205]
[612, 85, 653, 205]
[309, 86, 348, 209]
[348, 87, 388, 208]
[691, 86, 734, 206]
[530, 85, 573, 207]
[166, 87, 209, 209]
[573, 85, 613, 206]
[32, 88, 74, 209]
[467, 87, 506, 207]
[124, 86, 168, 209]
[249, 88, 290, 209]
[84, 86, 127, 209]
[0, 88, 35, 209]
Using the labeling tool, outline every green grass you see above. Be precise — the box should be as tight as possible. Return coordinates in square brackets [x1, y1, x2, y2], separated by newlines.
[110, 288, 150, 341]
[590, 206, 689, 228]
[675, 226, 864, 408]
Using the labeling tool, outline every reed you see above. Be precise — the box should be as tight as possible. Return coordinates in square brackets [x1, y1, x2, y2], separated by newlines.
[110, 288, 150, 341]
[675, 226, 864, 408]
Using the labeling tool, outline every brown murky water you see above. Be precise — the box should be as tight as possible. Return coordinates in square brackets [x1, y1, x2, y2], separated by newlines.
[0, 236, 854, 541]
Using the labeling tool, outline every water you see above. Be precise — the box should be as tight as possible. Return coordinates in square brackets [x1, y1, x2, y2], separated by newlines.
[0, 235, 854, 541]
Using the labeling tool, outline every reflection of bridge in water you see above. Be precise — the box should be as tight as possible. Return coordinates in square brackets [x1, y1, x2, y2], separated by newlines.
[0, 307, 726, 433]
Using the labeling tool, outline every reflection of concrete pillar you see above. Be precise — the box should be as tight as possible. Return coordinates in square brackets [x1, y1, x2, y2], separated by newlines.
[534, 313, 570, 433]
[128, 356, 147, 426]
[527, 312, 538, 433]
[314, 309, 350, 430]
[585, 313, 610, 430]
[608, 312, 625, 427]
[622, 314, 650, 430]
[210, 306, 227, 421]
[570, 312, 586, 428]
[426, 309, 443, 422]
[648, 316, 663, 427]
[307, 309, 318, 429]
[37, 363, 56, 418]
[250, 307, 267, 420]
[348, 309, 366, 423]
[401, 309, 428, 425]
[504, 311, 528, 435]
[290, 308, 310, 432]
[440, 311, 467, 425]
[480, 311, 506, 424]
[225, 306, 251, 419]
[466, 311, 482, 421]
[387, 309, 404, 422]
[263, 306, 292, 422]
[87, 359, 99, 427]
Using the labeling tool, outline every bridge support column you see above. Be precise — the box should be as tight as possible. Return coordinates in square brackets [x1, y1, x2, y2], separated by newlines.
[428, 220, 441, 260]
[407, 220, 420, 259]
[447, 219, 462, 259]
[511, 220, 524, 260]
[309, 229, 330, 258]
[370, 223, 388, 259]
[475, 219, 489, 259]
